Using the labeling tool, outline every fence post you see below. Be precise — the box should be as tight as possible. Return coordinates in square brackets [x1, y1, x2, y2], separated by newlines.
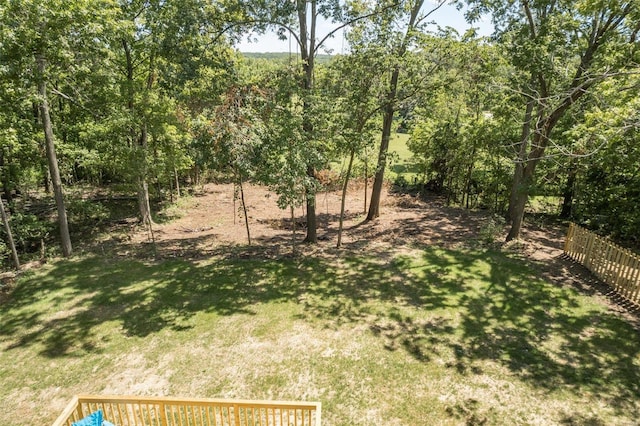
[563, 222, 574, 253]
[159, 401, 167, 426]
[234, 403, 240, 426]
[583, 232, 595, 270]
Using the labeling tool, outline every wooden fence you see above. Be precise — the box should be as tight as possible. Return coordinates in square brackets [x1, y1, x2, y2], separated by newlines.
[52, 395, 321, 426]
[564, 223, 640, 305]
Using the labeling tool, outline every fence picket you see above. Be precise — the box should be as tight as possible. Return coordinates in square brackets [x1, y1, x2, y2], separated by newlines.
[611, 247, 623, 290]
[564, 223, 639, 306]
[627, 257, 640, 300]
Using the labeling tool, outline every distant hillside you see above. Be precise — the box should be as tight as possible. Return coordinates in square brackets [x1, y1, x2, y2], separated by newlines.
[241, 52, 335, 63]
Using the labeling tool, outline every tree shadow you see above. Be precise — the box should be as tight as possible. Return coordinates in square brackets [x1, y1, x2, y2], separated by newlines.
[0, 254, 303, 357]
[293, 246, 640, 417]
[1, 244, 639, 420]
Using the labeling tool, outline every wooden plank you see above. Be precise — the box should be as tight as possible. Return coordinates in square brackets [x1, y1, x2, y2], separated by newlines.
[616, 250, 632, 293]
[583, 230, 594, 268]
[576, 225, 587, 262]
[610, 246, 623, 290]
[57, 395, 321, 426]
[600, 240, 612, 280]
[563, 223, 573, 253]
[622, 253, 640, 297]
[627, 257, 640, 303]
[592, 236, 603, 278]
[51, 396, 79, 426]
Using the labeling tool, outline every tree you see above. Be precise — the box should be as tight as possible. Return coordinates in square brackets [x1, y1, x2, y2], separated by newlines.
[319, 52, 381, 247]
[465, 0, 640, 241]
[351, 0, 450, 221]
[37, 55, 73, 256]
[253, 63, 309, 253]
[115, 0, 235, 225]
[209, 85, 266, 245]
[408, 36, 516, 211]
[0, 0, 119, 256]
[0, 198, 20, 270]
[566, 77, 640, 241]
[241, 0, 388, 242]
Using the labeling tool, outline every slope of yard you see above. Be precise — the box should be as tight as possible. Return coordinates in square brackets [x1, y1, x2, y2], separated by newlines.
[1, 184, 639, 425]
[2, 252, 640, 424]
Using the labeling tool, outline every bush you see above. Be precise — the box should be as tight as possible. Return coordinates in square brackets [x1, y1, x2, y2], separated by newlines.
[478, 214, 506, 246]
[7, 212, 52, 253]
[0, 240, 8, 267]
[67, 198, 109, 226]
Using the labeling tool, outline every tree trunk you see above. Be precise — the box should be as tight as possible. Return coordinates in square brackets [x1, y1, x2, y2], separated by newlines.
[0, 199, 20, 270]
[304, 166, 318, 243]
[174, 167, 181, 198]
[290, 205, 296, 255]
[506, 151, 542, 241]
[37, 55, 72, 257]
[238, 173, 251, 246]
[367, 0, 423, 220]
[337, 149, 355, 248]
[367, 80, 397, 221]
[137, 127, 153, 225]
[299, 1, 318, 243]
[560, 163, 577, 218]
[508, 97, 535, 222]
[363, 148, 368, 214]
[137, 177, 152, 225]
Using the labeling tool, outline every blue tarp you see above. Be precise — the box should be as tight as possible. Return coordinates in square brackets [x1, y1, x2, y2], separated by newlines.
[71, 410, 115, 426]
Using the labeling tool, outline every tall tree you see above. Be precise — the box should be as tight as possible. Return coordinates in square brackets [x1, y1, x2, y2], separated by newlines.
[116, 0, 234, 225]
[241, 0, 387, 242]
[0, 198, 19, 270]
[465, 0, 640, 241]
[320, 52, 381, 247]
[353, 0, 449, 220]
[0, 0, 119, 256]
[37, 55, 72, 256]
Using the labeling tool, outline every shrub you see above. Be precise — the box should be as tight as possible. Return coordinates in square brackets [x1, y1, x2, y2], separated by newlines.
[478, 214, 506, 245]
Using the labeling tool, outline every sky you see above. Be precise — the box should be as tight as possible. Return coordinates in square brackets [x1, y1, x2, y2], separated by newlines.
[235, 2, 493, 53]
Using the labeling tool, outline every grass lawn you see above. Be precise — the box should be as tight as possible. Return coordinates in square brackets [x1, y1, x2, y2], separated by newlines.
[1, 247, 639, 425]
[388, 133, 420, 184]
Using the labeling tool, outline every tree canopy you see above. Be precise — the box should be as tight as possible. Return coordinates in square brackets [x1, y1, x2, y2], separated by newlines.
[1, 0, 639, 265]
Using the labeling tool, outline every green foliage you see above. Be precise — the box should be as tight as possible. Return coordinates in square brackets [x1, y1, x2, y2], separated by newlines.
[568, 88, 640, 242]
[477, 214, 506, 246]
[66, 198, 110, 226]
[407, 38, 516, 210]
[0, 0, 638, 242]
[6, 212, 52, 253]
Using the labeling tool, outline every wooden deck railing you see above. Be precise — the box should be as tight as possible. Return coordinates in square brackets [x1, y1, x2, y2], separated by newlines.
[564, 223, 640, 305]
[52, 395, 321, 426]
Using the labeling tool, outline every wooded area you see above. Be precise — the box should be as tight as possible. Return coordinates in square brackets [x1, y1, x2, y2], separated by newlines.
[1, 0, 639, 268]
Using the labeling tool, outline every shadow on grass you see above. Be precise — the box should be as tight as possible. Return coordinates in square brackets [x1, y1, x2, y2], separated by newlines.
[1, 246, 639, 418]
[294, 247, 640, 417]
[0, 255, 303, 357]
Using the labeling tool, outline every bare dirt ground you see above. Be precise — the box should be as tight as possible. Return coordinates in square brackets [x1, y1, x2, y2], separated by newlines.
[125, 182, 640, 327]
[4, 182, 636, 323]
[129, 182, 563, 258]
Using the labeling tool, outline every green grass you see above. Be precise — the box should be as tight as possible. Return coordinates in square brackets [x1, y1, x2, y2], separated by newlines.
[1, 247, 639, 425]
[388, 133, 420, 184]
[331, 133, 418, 184]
